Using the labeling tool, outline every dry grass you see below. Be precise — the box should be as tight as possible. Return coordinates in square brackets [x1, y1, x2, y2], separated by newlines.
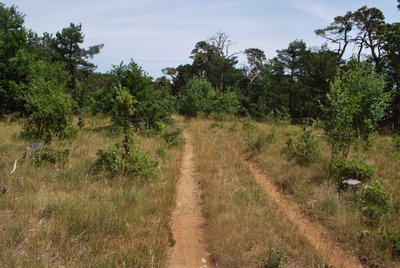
[218, 117, 400, 267]
[0, 116, 182, 267]
[183, 118, 325, 267]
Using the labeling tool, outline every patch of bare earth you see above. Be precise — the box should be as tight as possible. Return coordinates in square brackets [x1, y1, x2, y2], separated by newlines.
[231, 145, 363, 268]
[168, 130, 213, 268]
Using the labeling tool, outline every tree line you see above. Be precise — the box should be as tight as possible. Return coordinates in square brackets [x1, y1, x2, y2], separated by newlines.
[1, 2, 400, 142]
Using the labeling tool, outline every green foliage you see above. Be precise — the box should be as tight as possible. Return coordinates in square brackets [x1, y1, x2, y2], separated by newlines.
[393, 135, 400, 152]
[95, 132, 156, 178]
[261, 247, 285, 268]
[110, 61, 175, 129]
[178, 77, 239, 117]
[211, 90, 240, 115]
[380, 228, 400, 259]
[33, 145, 69, 165]
[284, 127, 320, 166]
[111, 85, 136, 129]
[160, 125, 185, 148]
[330, 156, 375, 183]
[324, 62, 390, 158]
[22, 61, 75, 140]
[359, 178, 391, 222]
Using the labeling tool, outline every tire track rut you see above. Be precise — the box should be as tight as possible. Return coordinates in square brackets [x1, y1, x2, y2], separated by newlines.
[229, 144, 363, 268]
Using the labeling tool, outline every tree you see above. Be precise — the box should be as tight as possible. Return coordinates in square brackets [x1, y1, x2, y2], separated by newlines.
[243, 48, 266, 92]
[110, 60, 175, 129]
[324, 62, 390, 158]
[397, 0, 400, 10]
[190, 32, 242, 91]
[0, 3, 29, 114]
[23, 61, 74, 140]
[315, 12, 354, 61]
[353, 6, 386, 70]
[382, 22, 400, 130]
[52, 23, 103, 101]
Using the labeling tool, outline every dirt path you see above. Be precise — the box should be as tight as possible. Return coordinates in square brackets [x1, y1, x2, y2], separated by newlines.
[168, 130, 213, 268]
[230, 146, 363, 268]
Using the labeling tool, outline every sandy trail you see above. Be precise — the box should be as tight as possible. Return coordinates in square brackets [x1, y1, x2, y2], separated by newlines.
[230, 145, 363, 268]
[168, 130, 213, 268]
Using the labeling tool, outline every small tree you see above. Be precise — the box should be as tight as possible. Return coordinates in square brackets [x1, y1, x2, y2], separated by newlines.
[23, 61, 75, 140]
[324, 62, 390, 158]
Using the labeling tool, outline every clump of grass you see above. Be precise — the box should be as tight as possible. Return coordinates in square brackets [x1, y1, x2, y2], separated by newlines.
[261, 246, 286, 268]
[246, 129, 276, 155]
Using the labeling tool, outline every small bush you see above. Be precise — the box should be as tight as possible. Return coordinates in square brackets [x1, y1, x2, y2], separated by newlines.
[393, 135, 400, 153]
[284, 127, 320, 166]
[33, 145, 69, 165]
[161, 126, 185, 148]
[380, 228, 400, 259]
[331, 156, 374, 183]
[95, 132, 157, 178]
[359, 178, 391, 222]
[261, 247, 285, 268]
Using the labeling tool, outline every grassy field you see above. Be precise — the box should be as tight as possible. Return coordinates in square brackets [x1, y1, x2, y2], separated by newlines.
[196, 116, 400, 268]
[2, 115, 400, 267]
[0, 117, 183, 267]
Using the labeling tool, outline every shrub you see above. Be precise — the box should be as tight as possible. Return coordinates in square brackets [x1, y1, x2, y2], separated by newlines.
[331, 156, 374, 183]
[380, 228, 400, 259]
[393, 135, 400, 153]
[22, 61, 75, 140]
[261, 247, 285, 268]
[161, 126, 185, 148]
[178, 77, 239, 117]
[95, 132, 156, 178]
[284, 127, 320, 166]
[33, 145, 69, 165]
[359, 178, 391, 222]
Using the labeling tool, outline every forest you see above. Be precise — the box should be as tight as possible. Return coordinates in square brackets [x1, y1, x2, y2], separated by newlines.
[2, 2, 400, 267]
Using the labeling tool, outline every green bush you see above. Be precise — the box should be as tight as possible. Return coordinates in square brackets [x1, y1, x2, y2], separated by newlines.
[110, 61, 175, 129]
[393, 135, 400, 153]
[359, 178, 391, 222]
[95, 132, 157, 178]
[161, 126, 185, 148]
[331, 156, 374, 183]
[380, 228, 400, 259]
[22, 61, 75, 140]
[261, 247, 285, 268]
[284, 127, 320, 166]
[33, 145, 69, 165]
[178, 77, 239, 117]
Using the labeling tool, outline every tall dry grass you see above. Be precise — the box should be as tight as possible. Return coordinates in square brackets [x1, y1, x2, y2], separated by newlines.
[0, 116, 182, 267]
[220, 117, 400, 267]
[184, 118, 325, 267]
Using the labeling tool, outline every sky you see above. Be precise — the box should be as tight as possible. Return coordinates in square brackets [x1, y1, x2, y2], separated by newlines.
[3, 0, 399, 78]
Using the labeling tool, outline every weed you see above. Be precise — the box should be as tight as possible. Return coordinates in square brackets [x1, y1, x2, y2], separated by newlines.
[261, 246, 285, 268]
[359, 178, 391, 223]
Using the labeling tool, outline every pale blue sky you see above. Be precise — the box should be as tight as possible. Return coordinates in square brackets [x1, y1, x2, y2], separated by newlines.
[3, 0, 399, 78]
